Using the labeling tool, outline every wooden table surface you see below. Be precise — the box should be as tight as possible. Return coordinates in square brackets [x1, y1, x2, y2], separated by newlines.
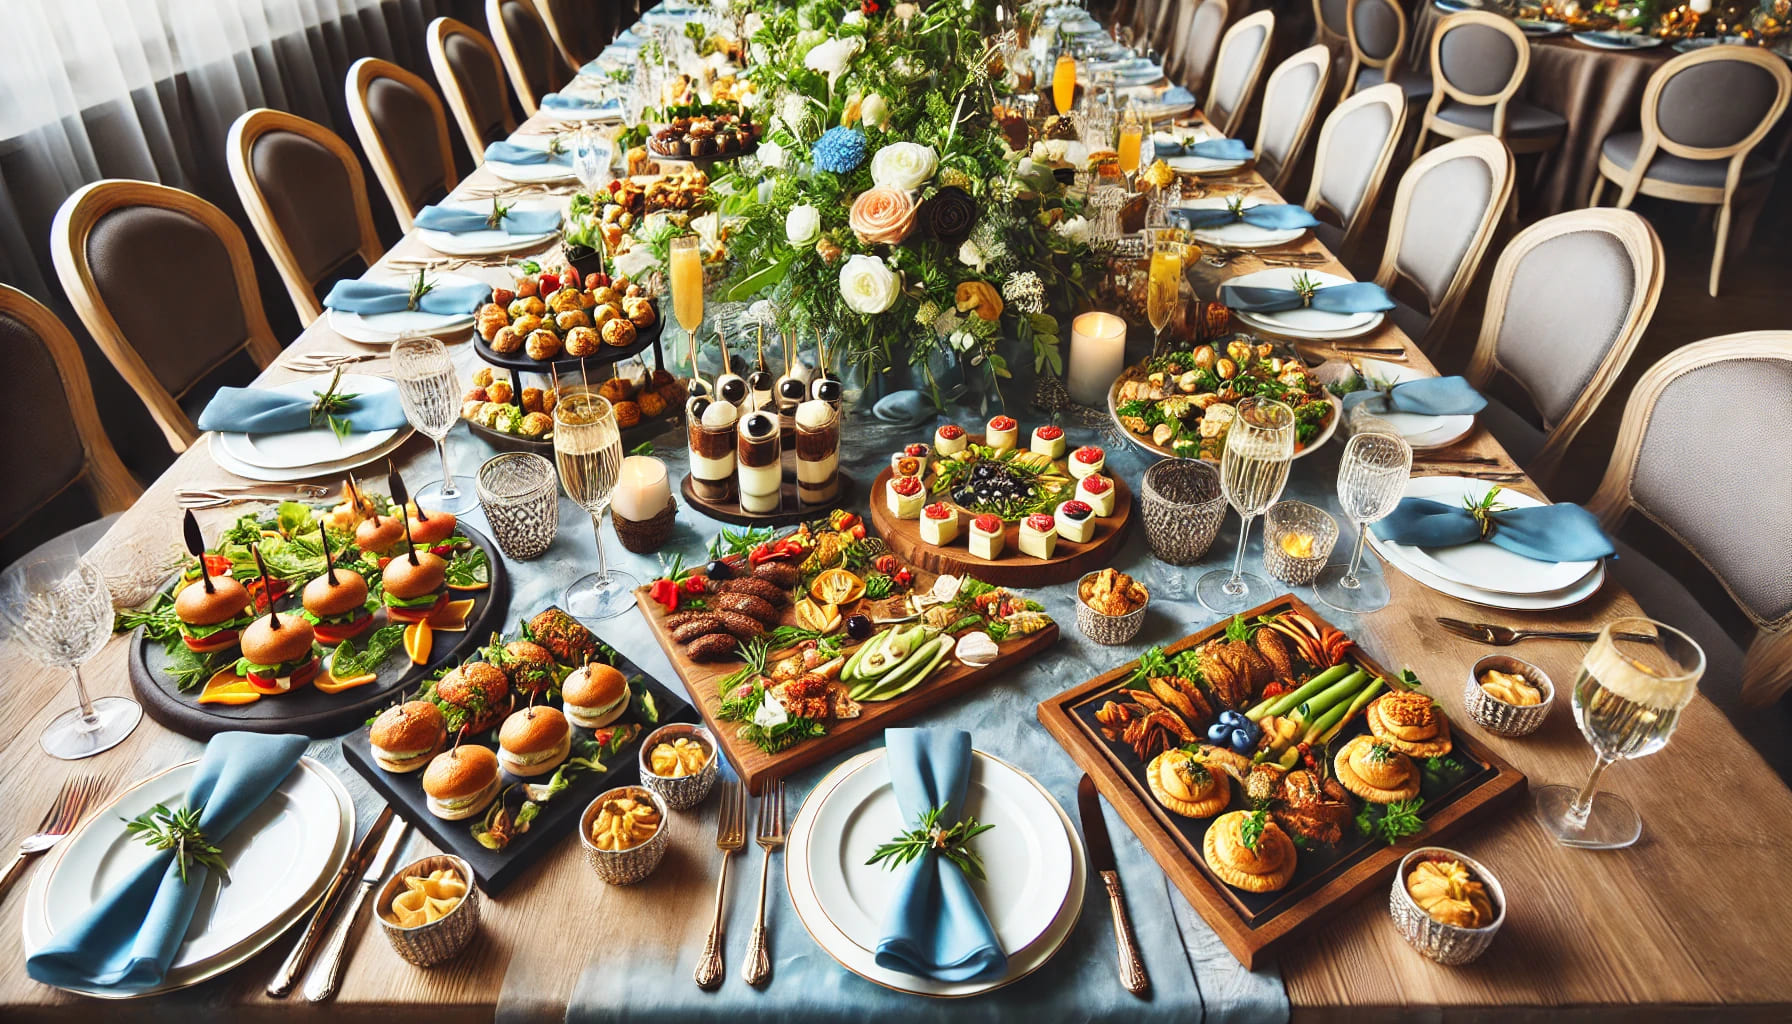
[4, 99, 1790, 1022]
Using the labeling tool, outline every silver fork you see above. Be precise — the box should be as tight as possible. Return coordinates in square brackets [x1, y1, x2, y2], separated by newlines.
[694, 781, 747, 990]
[741, 780, 786, 987]
[0, 775, 103, 900]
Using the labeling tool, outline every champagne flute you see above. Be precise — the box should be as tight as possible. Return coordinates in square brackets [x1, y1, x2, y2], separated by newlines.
[1117, 105, 1144, 186]
[1315, 431, 1412, 612]
[1053, 52, 1077, 115]
[553, 390, 638, 619]
[0, 544, 141, 759]
[671, 235, 704, 368]
[1197, 398, 1295, 614]
[1534, 618, 1703, 849]
[391, 336, 476, 513]
[1146, 238, 1181, 358]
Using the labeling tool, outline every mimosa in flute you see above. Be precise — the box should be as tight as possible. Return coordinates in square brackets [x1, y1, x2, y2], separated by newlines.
[670, 234, 704, 355]
[1053, 53, 1077, 115]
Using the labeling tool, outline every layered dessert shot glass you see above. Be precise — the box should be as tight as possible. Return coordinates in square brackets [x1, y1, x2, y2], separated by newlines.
[794, 398, 841, 507]
[737, 409, 783, 514]
[687, 396, 738, 502]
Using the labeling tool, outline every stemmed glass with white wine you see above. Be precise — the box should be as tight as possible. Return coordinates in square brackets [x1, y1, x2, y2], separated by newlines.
[1198, 397, 1295, 613]
[1315, 431, 1412, 613]
[1146, 238, 1181, 357]
[1535, 618, 1703, 849]
[553, 390, 638, 619]
[391, 335, 476, 513]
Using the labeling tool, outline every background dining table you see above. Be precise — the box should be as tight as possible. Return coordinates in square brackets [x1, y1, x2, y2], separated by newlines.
[3, 73, 1792, 1023]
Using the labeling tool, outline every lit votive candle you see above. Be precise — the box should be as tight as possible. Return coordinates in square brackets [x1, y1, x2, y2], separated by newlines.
[612, 455, 670, 523]
[1689, 0, 1711, 12]
[1067, 311, 1128, 407]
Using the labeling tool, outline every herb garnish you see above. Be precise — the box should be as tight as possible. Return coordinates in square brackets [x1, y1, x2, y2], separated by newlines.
[1354, 797, 1425, 846]
[485, 197, 513, 230]
[1238, 808, 1269, 852]
[867, 804, 996, 880]
[1463, 488, 1512, 540]
[309, 365, 360, 442]
[406, 267, 435, 311]
[125, 803, 228, 883]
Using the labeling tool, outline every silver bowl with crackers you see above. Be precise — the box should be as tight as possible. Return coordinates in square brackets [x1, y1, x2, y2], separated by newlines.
[376, 853, 481, 966]
[579, 785, 670, 884]
[1464, 655, 1554, 737]
[1075, 568, 1149, 645]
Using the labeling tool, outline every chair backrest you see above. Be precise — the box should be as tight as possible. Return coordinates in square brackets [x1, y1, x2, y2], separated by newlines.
[51, 180, 282, 453]
[1313, 0, 1349, 44]
[1135, 0, 1174, 49]
[227, 109, 384, 326]
[1303, 82, 1405, 251]
[428, 17, 517, 164]
[1176, 0, 1231, 98]
[1614, 45, 1792, 203]
[0, 284, 140, 542]
[1372, 134, 1512, 349]
[537, 0, 606, 70]
[1465, 209, 1663, 484]
[345, 57, 459, 233]
[1425, 11, 1529, 136]
[1343, 0, 1408, 99]
[489, 0, 565, 115]
[1254, 45, 1331, 192]
[1206, 9, 1274, 137]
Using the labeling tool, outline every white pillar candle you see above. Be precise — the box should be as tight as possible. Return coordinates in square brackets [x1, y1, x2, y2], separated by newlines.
[1689, 0, 1711, 12]
[1066, 311, 1129, 407]
[612, 455, 671, 522]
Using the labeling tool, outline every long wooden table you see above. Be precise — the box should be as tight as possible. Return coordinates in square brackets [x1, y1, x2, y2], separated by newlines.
[4, 95, 1791, 1022]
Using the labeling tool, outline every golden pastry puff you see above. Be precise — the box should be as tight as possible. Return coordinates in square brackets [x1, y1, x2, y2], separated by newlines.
[1147, 749, 1230, 818]
[1406, 859, 1495, 928]
[387, 868, 466, 927]
[476, 303, 508, 341]
[601, 318, 638, 348]
[564, 326, 602, 358]
[1202, 810, 1296, 892]
[556, 308, 592, 332]
[591, 795, 660, 851]
[490, 325, 524, 355]
[1367, 691, 1453, 757]
[525, 329, 564, 361]
[649, 738, 708, 778]
[624, 297, 657, 328]
[1334, 735, 1421, 803]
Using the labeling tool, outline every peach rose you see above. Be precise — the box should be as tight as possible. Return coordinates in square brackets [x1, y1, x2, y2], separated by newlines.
[848, 186, 918, 246]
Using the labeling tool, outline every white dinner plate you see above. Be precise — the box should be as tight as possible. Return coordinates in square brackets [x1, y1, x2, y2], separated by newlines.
[213, 374, 400, 470]
[1352, 358, 1476, 450]
[1516, 18, 1568, 34]
[1371, 530, 1607, 611]
[413, 200, 561, 258]
[1573, 31, 1663, 50]
[484, 134, 579, 185]
[23, 757, 353, 998]
[1226, 267, 1386, 340]
[326, 269, 488, 344]
[1384, 475, 1601, 594]
[1180, 195, 1309, 249]
[207, 422, 414, 483]
[786, 749, 1085, 998]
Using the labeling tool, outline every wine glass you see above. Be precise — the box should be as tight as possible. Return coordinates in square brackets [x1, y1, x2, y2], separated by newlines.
[571, 125, 613, 194]
[553, 390, 638, 619]
[1534, 618, 1703, 849]
[1146, 238, 1181, 357]
[0, 545, 141, 759]
[1197, 398, 1295, 614]
[391, 336, 476, 512]
[1315, 431, 1412, 612]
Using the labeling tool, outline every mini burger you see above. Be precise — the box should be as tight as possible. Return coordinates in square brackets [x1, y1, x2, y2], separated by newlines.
[369, 701, 447, 773]
[355, 512, 405, 560]
[499, 640, 556, 697]
[380, 550, 448, 624]
[497, 706, 572, 777]
[422, 745, 500, 821]
[234, 609, 319, 694]
[562, 663, 630, 729]
[173, 574, 253, 653]
[403, 506, 458, 547]
[301, 567, 374, 643]
[436, 661, 510, 733]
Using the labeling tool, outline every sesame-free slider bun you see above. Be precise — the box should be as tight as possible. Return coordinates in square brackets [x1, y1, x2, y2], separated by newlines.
[422, 745, 501, 820]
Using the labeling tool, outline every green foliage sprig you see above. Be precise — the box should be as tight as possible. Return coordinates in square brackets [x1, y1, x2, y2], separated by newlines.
[125, 803, 228, 883]
[867, 803, 996, 880]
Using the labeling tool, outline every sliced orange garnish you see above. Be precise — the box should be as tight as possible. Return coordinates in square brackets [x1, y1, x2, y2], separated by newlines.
[426, 598, 477, 631]
[404, 621, 433, 664]
[446, 578, 489, 592]
[315, 664, 378, 694]
[197, 669, 262, 706]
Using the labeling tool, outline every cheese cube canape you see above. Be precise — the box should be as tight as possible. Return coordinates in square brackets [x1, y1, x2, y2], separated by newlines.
[968, 513, 1005, 559]
[1055, 500, 1096, 543]
[1018, 514, 1058, 559]
[886, 475, 926, 519]
[1031, 424, 1067, 459]
[934, 423, 968, 456]
[1076, 474, 1117, 517]
[919, 502, 959, 545]
[1069, 445, 1106, 480]
[984, 415, 1018, 454]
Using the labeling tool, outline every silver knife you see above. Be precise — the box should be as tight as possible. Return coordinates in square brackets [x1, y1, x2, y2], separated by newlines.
[1078, 775, 1149, 995]
[302, 817, 410, 1002]
[268, 807, 394, 997]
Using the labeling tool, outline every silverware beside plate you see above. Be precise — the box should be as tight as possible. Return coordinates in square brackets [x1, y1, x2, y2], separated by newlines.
[0, 775, 104, 903]
[1435, 617, 1653, 646]
[1077, 775, 1149, 995]
[302, 818, 410, 1002]
[269, 807, 394, 997]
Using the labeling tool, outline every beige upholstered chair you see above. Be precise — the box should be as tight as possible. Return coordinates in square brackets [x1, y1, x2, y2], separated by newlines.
[1370, 134, 1512, 351]
[428, 17, 518, 164]
[1589, 46, 1791, 297]
[489, 0, 567, 115]
[1464, 209, 1663, 485]
[345, 57, 460, 232]
[227, 109, 384, 326]
[51, 181, 282, 453]
[1342, 0, 1431, 102]
[0, 284, 140, 545]
[1205, 10, 1274, 137]
[1167, 0, 1229, 96]
[1412, 12, 1564, 162]
[537, 0, 608, 70]
[1302, 82, 1405, 256]
[1253, 45, 1331, 193]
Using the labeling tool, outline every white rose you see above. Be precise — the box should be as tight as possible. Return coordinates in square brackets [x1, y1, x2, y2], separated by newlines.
[779, 94, 810, 132]
[958, 239, 985, 270]
[1063, 140, 1091, 170]
[839, 254, 901, 314]
[756, 139, 786, 169]
[1055, 215, 1091, 245]
[842, 9, 865, 24]
[870, 142, 938, 191]
[786, 204, 821, 246]
[613, 247, 658, 279]
[804, 37, 862, 86]
[860, 93, 889, 129]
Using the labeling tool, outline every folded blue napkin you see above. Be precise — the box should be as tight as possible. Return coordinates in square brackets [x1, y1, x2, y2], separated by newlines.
[196, 383, 406, 435]
[482, 140, 573, 166]
[322, 276, 492, 314]
[1170, 202, 1319, 231]
[27, 733, 308, 992]
[872, 389, 934, 428]
[540, 92, 621, 114]
[413, 203, 562, 236]
[1341, 376, 1488, 417]
[1374, 496, 1615, 563]
[1220, 280, 1395, 314]
[874, 729, 1006, 983]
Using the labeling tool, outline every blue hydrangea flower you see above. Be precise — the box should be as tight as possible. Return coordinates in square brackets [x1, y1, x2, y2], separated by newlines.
[812, 127, 868, 174]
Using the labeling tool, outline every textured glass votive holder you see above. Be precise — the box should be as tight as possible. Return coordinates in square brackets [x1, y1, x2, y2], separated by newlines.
[1263, 500, 1338, 586]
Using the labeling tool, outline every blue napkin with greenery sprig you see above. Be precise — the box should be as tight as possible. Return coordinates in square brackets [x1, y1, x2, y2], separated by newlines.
[27, 733, 308, 992]
[413, 203, 562, 236]
[482, 140, 573, 166]
[1341, 376, 1488, 417]
[540, 93, 622, 114]
[196, 383, 406, 435]
[1373, 496, 1615, 563]
[323, 276, 492, 314]
[1170, 202, 1319, 231]
[1221, 280, 1395, 314]
[1152, 136, 1254, 161]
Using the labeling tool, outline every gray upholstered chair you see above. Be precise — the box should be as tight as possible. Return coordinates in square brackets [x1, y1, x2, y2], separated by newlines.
[1463, 209, 1663, 486]
[1167, 0, 1230, 97]
[345, 58, 460, 233]
[1313, 0, 1349, 49]
[1302, 82, 1405, 256]
[227, 109, 385, 326]
[1589, 46, 1792, 297]
[537, 0, 610, 69]
[1205, 9, 1273, 138]
[1369, 134, 1513, 351]
[1412, 12, 1565, 164]
[1586, 333, 1792, 778]
[1342, 0, 1432, 103]
[429, 17, 518, 164]
[1253, 45, 1331, 193]
[489, 0, 568, 115]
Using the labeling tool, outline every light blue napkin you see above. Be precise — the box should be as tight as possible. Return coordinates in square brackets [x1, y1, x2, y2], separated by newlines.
[196, 383, 407, 435]
[1220, 280, 1395, 314]
[541, 93, 622, 114]
[27, 733, 309, 992]
[872, 389, 934, 428]
[873, 729, 1007, 983]
[1170, 202, 1319, 231]
[322, 276, 492, 314]
[1341, 376, 1488, 417]
[413, 203, 562, 236]
[1374, 497, 1615, 563]
[1150, 136, 1253, 161]
[482, 140, 573, 166]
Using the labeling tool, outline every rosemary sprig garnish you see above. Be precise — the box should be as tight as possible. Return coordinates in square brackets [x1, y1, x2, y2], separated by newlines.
[1463, 487, 1512, 539]
[1238, 807, 1268, 852]
[309, 364, 360, 442]
[406, 267, 435, 311]
[1366, 741, 1394, 764]
[1226, 194, 1246, 217]
[485, 196, 514, 230]
[124, 803, 229, 884]
[867, 804, 996, 880]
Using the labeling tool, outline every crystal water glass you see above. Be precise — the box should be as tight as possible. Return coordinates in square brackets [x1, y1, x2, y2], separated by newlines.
[391, 336, 476, 513]
[476, 452, 559, 560]
[571, 126, 613, 194]
[1316, 431, 1413, 612]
